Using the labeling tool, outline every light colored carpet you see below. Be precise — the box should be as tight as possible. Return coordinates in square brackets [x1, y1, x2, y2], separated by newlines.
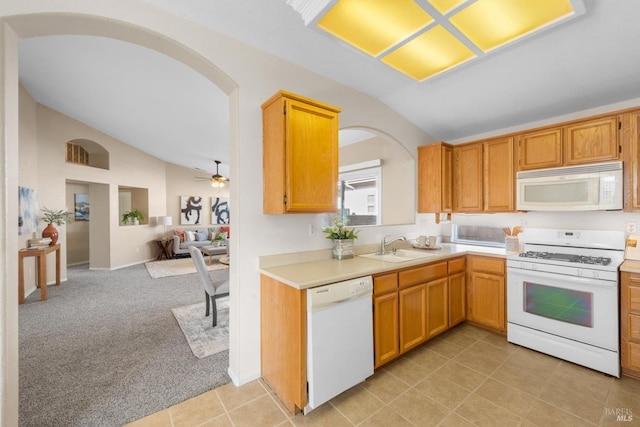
[172, 297, 229, 359]
[145, 257, 228, 278]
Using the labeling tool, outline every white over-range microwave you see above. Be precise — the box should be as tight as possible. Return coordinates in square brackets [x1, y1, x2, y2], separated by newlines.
[516, 161, 622, 211]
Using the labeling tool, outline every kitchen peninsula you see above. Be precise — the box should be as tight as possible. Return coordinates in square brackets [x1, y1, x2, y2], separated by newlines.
[260, 243, 506, 413]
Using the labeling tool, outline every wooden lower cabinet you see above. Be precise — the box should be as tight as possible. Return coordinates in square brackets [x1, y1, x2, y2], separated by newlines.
[399, 284, 427, 352]
[621, 272, 640, 379]
[426, 278, 448, 338]
[373, 257, 467, 368]
[260, 274, 306, 413]
[466, 256, 506, 335]
[448, 271, 466, 327]
[373, 292, 399, 368]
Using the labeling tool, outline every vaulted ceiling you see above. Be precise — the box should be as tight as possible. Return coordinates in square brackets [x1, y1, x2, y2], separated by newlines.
[18, 0, 640, 175]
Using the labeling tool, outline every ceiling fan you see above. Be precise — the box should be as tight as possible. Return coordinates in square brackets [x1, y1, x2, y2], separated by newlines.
[195, 160, 229, 187]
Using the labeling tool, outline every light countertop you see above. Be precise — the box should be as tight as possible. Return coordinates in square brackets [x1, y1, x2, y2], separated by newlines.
[260, 243, 506, 290]
[620, 260, 640, 273]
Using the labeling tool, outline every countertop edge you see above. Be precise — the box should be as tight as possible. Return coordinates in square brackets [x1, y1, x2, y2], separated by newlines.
[260, 244, 507, 290]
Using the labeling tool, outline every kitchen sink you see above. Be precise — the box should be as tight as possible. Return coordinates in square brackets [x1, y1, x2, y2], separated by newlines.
[359, 249, 437, 263]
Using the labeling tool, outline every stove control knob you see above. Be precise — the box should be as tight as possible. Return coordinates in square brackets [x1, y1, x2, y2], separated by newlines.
[592, 271, 599, 279]
[577, 269, 583, 277]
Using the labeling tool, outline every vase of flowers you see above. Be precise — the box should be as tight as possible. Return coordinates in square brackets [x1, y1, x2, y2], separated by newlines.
[40, 207, 73, 246]
[323, 217, 358, 260]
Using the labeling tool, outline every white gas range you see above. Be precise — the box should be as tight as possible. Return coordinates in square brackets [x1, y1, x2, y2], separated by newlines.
[507, 228, 625, 377]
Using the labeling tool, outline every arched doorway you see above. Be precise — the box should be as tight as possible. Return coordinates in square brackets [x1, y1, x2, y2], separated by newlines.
[1, 12, 240, 425]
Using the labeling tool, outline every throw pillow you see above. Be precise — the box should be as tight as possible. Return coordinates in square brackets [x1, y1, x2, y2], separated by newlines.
[175, 230, 185, 243]
[196, 232, 208, 241]
[185, 230, 196, 242]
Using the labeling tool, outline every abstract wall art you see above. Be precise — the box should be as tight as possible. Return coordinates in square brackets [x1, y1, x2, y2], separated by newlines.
[180, 196, 203, 225]
[211, 197, 230, 224]
[18, 186, 39, 236]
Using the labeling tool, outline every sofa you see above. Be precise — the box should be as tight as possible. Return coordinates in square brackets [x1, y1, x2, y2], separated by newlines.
[172, 226, 229, 257]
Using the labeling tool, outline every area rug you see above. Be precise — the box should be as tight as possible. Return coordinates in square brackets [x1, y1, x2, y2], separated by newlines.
[145, 257, 228, 278]
[171, 297, 229, 359]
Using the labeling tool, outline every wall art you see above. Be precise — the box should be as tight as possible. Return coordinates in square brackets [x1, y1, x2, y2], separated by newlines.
[18, 186, 39, 236]
[180, 196, 203, 225]
[74, 193, 90, 221]
[211, 197, 230, 224]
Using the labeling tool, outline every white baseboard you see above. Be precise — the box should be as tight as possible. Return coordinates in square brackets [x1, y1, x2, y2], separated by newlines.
[227, 367, 261, 387]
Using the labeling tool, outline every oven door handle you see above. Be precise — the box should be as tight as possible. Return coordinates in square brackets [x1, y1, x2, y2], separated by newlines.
[506, 267, 616, 289]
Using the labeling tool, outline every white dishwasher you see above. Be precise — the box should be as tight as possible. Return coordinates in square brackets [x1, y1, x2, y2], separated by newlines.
[304, 275, 374, 414]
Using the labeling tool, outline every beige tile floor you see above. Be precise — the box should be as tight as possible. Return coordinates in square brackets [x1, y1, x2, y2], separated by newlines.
[125, 324, 640, 427]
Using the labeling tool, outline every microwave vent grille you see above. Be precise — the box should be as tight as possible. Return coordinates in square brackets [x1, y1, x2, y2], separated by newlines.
[517, 161, 622, 180]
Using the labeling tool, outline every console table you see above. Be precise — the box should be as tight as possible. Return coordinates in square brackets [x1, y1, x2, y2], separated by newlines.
[18, 244, 61, 304]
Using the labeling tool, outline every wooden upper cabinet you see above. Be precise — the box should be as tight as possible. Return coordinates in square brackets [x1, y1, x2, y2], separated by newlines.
[453, 143, 483, 212]
[418, 142, 452, 213]
[564, 116, 620, 165]
[517, 127, 563, 171]
[484, 137, 514, 212]
[629, 110, 640, 210]
[262, 91, 340, 214]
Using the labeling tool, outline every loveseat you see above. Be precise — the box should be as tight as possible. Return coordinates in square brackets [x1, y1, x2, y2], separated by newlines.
[172, 226, 229, 257]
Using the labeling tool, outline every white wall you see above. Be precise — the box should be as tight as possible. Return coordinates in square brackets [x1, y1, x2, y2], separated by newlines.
[0, 6, 431, 407]
[2, 3, 639, 425]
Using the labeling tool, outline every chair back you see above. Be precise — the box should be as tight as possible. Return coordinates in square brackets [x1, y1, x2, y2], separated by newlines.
[189, 247, 218, 295]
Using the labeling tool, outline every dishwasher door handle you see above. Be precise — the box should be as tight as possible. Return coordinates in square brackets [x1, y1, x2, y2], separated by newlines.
[309, 292, 371, 311]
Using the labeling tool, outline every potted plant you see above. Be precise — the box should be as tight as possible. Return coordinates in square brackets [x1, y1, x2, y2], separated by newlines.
[40, 207, 73, 246]
[211, 231, 226, 247]
[322, 217, 358, 259]
[121, 209, 144, 225]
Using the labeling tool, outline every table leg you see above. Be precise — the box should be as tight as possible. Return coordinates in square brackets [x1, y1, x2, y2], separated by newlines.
[18, 257, 25, 305]
[38, 253, 47, 301]
[55, 247, 61, 285]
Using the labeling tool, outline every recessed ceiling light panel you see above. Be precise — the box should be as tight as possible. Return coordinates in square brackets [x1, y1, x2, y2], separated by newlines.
[381, 25, 475, 81]
[427, 0, 468, 15]
[316, 0, 434, 57]
[449, 0, 575, 52]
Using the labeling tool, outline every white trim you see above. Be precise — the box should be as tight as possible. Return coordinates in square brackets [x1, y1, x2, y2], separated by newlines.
[339, 159, 381, 173]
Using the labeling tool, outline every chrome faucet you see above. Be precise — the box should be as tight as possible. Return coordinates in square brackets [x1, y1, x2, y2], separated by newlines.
[381, 235, 406, 255]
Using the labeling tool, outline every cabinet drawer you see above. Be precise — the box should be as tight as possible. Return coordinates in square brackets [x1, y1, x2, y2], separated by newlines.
[468, 256, 505, 275]
[628, 341, 640, 370]
[374, 273, 398, 296]
[399, 262, 447, 288]
[448, 257, 465, 274]
[630, 286, 640, 313]
[630, 314, 640, 341]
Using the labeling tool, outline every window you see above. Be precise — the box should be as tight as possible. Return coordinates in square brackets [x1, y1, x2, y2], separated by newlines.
[337, 160, 381, 226]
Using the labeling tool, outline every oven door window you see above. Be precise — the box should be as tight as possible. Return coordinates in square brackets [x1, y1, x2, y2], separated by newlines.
[524, 282, 593, 327]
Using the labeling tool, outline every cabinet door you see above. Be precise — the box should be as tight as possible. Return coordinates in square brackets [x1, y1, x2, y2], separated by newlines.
[418, 143, 452, 213]
[399, 284, 427, 353]
[630, 111, 640, 210]
[517, 127, 563, 171]
[374, 292, 399, 368]
[285, 98, 339, 212]
[468, 272, 505, 333]
[453, 143, 483, 212]
[426, 278, 448, 339]
[564, 116, 619, 166]
[484, 137, 514, 212]
[448, 271, 466, 327]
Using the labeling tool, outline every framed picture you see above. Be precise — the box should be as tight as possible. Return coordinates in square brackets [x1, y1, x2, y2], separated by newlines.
[18, 186, 38, 236]
[211, 197, 229, 224]
[74, 193, 90, 221]
[180, 196, 203, 225]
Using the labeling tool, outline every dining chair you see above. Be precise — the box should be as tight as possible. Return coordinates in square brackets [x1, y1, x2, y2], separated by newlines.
[189, 246, 229, 327]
